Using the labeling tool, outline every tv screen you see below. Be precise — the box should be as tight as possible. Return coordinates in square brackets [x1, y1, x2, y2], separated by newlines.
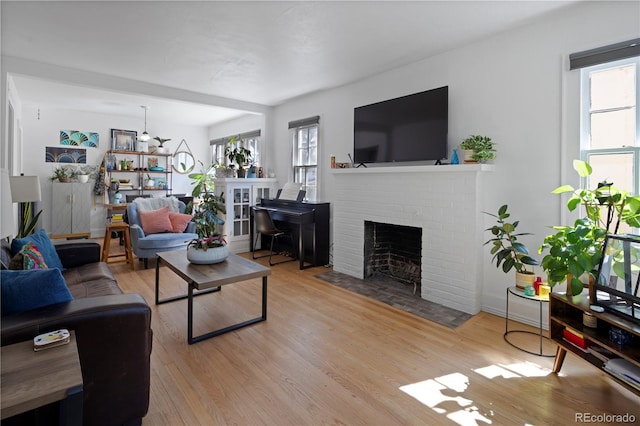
[353, 86, 448, 164]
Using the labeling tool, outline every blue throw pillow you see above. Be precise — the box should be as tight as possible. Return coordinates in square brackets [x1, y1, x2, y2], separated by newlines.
[1, 269, 73, 316]
[11, 229, 64, 271]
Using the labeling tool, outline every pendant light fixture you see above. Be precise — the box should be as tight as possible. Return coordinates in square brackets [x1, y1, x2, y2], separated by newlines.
[140, 105, 150, 141]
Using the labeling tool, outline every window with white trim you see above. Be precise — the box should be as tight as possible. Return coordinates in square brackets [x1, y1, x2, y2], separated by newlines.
[210, 130, 262, 168]
[290, 116, 319, 201]
[580, 56, 639, 197]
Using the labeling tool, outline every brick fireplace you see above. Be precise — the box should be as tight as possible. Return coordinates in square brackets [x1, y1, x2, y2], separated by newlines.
[364, 221, 422, 295]
[331, 164, 492, 315]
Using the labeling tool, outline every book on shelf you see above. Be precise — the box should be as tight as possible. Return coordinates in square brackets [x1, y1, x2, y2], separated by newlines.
[604, 358, 640, 391]
[111, 213, 124, 223]
[563, 327, 588, 350]
[587, 345, 616, 363]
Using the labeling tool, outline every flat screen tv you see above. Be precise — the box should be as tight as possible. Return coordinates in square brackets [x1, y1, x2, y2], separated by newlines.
[353, 86, 448, 164]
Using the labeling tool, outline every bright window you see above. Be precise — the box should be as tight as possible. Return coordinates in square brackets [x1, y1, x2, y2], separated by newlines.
[210, 130, 262, 168]
[581, 57, 639, 195]
[290, 117, 319, 201]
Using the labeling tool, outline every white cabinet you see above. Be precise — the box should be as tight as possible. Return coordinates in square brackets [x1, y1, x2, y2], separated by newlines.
[214, 178, 277, 253]
[51, 182, 92, 238]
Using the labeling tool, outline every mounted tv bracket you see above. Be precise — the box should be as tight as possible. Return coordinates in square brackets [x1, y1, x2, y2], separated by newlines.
[348, 153, 367, 168]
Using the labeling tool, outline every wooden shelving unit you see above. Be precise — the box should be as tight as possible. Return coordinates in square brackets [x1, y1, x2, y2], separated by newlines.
[105, 150, 173, 200]
[549, 292, 639, 395]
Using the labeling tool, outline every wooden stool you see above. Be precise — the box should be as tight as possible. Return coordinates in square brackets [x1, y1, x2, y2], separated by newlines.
[102, 222, 134, 270]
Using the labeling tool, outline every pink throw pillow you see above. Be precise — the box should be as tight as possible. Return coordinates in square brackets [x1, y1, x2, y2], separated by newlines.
[138, 206, 173, 235]
[168, 211, 193, 233]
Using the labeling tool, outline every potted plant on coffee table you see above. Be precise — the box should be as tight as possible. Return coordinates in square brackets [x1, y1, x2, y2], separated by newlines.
[460, 135, 496, 163]
[484, 204, 539, 289]
[186, 162, 228, 264]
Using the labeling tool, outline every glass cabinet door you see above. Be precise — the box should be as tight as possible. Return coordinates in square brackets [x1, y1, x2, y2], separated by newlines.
[232, 187, 251, 237]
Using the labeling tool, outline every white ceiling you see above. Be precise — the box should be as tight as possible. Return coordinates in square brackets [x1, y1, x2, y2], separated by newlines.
[2, 1, 581, 127]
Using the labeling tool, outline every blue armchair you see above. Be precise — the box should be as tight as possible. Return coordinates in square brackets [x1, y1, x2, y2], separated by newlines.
[127, 199, 198, 268]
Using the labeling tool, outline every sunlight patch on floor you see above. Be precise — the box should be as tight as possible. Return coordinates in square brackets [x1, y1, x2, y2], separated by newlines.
[399, 362, 552, 426]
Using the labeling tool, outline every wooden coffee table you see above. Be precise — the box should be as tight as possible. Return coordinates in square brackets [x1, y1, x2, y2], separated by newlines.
[155, 251, 271, 344]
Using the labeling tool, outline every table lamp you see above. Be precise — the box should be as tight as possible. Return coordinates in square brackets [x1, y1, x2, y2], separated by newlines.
[1, 169, 15, 239]
[9, 174, 43, 238]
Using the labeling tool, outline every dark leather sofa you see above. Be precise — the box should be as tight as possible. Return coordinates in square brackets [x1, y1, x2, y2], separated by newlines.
[1, 240, 152, 426]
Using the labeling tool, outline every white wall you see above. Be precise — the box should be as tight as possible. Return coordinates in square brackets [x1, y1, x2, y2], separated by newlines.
[267, 1, 640, 323]
[20, 105, 210, 237]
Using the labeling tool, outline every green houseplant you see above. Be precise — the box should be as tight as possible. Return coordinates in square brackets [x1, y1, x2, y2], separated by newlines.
[153, 136, 171, 154]
[186, 162, 227, 262]
[49, 166, 76, 183]
[460, 135, 495, 163]
[539, 159, 640, 295]
[484, 204, 539, 288]
[224, 137, 252, 177]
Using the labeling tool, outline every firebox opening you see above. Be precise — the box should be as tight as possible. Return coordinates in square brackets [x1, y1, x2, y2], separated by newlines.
[364, 221, 422, 297]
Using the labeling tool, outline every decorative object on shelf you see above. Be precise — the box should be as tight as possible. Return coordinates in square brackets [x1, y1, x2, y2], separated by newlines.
[153, 136, 171, 154]
[247, 165, 257, 178]
[9, 174, 43, 238]
[144, 174, 155, 188]
[148, 157, 159, 169]
[186, 162, 227, 264]
[539, 160, 640, 296]
[59, 130, 99, 147]
[591, 234, 640, 323]
[111, 129, 137, 151]
[49, 166, 76, 183]
[460, 135, 495, 163]
[483, 204, 539, 289]
[136, 140, 148, 153]
[224, 137, 252, 178]
[76, 174, 89, 183]
[172, 139, 195, 174]
[451, 149, 459, 165]
[139, 106, 150, 142]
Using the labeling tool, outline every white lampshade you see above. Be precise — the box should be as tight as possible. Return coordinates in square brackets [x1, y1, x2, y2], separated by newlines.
[140, 131, 151, 141]
[10, 175, 42, 203]
[1, 169, 15, 239]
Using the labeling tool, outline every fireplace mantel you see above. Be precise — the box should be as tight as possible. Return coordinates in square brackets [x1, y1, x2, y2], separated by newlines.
[331, 164, 493, 315]
[331, 164, 494, 174]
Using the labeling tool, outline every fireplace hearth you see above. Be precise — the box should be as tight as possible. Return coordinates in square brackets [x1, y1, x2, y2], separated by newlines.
[364, 221, 422, 296]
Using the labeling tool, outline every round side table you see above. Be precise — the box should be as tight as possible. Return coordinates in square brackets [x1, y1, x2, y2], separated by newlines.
[504, 286, 555, 357]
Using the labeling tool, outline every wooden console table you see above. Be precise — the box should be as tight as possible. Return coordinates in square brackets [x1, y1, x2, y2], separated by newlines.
[1, 331, 83, 424]
[550, 292, 640, 395]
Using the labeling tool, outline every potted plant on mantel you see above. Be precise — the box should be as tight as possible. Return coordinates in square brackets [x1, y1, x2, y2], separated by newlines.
[224, 137, 252, 178]
[186, 162, 228, 264]
[460, 134, 496, 163]
[484, 204, 539, 289]
[539, 159, 640, 296]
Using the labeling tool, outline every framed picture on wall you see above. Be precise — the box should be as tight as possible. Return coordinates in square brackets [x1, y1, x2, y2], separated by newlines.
[111, 129, 137, 151]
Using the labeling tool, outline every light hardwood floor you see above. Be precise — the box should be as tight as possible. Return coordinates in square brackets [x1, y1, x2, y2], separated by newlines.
[110, 252, 639, 425]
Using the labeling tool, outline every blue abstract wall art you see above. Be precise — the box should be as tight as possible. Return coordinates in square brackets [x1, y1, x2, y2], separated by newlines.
[60, 130, 99, 147]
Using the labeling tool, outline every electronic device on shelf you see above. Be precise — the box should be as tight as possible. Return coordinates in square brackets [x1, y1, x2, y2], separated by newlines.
[353, 85, 448, 165]
[592, 233, 640, 325]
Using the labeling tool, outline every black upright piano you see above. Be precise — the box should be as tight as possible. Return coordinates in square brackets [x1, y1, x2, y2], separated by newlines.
[251, 198, 330, 269]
